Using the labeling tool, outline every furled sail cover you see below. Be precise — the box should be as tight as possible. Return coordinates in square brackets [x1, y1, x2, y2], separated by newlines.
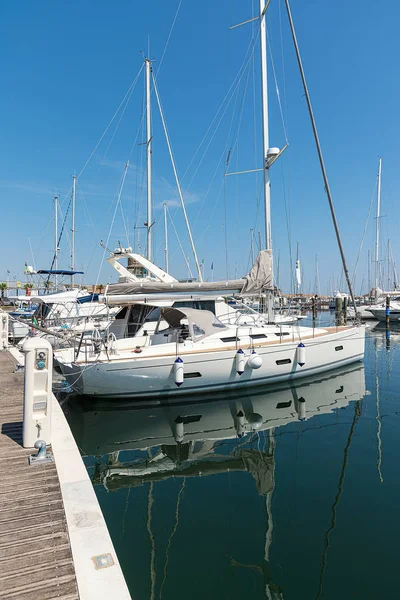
[240, 249, 273, 294]
[107, 250, 273, 296]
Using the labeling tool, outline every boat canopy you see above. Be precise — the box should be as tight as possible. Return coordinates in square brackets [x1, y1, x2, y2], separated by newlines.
[76, 294, 99, 304]
[161, 306, 229, 340]
[36, 269, 84, 275]
[107, 250, 273, 297]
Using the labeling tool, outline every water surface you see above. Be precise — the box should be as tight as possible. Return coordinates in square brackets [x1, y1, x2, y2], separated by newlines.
[64, 318, 400, 599]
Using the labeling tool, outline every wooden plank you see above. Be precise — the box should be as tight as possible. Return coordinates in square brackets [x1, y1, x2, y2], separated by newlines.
[0, 351, 79, 599]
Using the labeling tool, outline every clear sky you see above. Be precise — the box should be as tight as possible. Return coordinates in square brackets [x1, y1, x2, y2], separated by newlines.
[1, 0, 399, 294]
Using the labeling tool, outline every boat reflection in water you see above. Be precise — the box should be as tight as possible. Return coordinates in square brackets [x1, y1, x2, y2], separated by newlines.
[66, 364, 365, 489]
[64, 364, 366, 599]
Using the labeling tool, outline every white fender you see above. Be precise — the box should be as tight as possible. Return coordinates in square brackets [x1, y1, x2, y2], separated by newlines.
[247, 350, 263, 369]
[174, 357, 184, 387]
[248, 413, 263, 430]
[236, 349, 245, 375]
[297, 342, 305, 367]
[298, 397, 306, 421]
[236, 410, 245, 438]
[174, 416, 184, 443]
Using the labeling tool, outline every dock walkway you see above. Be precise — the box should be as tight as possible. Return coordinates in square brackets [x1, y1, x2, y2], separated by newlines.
[0, 350, 79, 599]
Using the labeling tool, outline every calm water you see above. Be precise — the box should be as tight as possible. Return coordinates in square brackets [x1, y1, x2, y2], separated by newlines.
[64, 317, 400, 599]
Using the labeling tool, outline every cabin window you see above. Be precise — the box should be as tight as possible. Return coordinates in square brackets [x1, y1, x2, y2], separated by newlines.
[127, 305, 156, 336]
[144, 307, 162, 322]
[220, 336, 239, 343]
[250, 333, 268, 340]
[335, 345, 343, 351]
[275, 332, 290, 337]
[276, 358, 291, 365]
[183, 372, 202, 379]
[193, 325, 205, 336]
[115, 306, 128, 320]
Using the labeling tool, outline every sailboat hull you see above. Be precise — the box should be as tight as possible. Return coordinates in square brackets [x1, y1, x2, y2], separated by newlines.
[59, 325, 365, 400]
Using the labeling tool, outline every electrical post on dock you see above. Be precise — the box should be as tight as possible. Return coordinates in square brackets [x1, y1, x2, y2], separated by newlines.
[22, 336, 53, 450]
[0, 312, 9, 349]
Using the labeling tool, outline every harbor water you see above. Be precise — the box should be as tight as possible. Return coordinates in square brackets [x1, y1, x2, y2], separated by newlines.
[63, 317, 400, 599]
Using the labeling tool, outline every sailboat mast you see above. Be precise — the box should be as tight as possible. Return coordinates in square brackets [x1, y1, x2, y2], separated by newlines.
[250, 228, 255, 264]
[54, 195, 58, 289]
[259, 0, 271, 251]
[367, 249, 371, 296]
[164, 202, 169, 274]
[375, 157, 382, 293]
[145, 58, 153, 262]
[259, 0, 273, 321]
[71, 175, 76, 288]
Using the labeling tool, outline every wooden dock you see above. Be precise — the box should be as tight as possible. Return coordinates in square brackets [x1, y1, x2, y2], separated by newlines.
[0, 350, 79, 600]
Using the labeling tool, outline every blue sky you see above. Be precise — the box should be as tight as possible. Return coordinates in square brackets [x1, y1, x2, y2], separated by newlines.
[1, 0, 399, 294]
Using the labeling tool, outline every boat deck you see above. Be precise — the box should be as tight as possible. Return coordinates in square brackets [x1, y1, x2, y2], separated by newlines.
[0, 350, 79, 599]
[73, 323, 359, 364]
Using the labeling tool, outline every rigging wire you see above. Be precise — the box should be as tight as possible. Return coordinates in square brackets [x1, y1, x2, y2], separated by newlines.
[166, 206, 193, 278]
[154, 0, 183, 80]
[351, 178, 378, 288]
[152, 74, 203, 281]
[93, 163, 130, 289]
[77, 65, 144, 180]
[95, 82, 137, 176]
[180, 25, 261, 188]
[284, 0, 358, 313]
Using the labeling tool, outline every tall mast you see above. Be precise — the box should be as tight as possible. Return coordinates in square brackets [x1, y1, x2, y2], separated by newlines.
[71, 175, 76, 288]
[375, 157, 382, 293]
[259, 0, 271, 251]
[145, 58, 153, 262]
[367, 249, 371, 295]
[259, 0, 273, 321]
[54, 195, 58, 289]
[163, 202, 169, 274]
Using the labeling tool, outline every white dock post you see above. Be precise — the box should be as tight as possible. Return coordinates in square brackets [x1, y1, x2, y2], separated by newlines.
[22, 336, 53, 448]
[0, 312, 8, 349]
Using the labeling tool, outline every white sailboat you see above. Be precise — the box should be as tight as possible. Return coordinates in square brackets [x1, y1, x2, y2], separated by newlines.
[55, 0, 365, 400]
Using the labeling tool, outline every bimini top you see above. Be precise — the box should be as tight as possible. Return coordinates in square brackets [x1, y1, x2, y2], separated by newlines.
[161, 306, 229, 340]
[36, 269, 84, 276]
